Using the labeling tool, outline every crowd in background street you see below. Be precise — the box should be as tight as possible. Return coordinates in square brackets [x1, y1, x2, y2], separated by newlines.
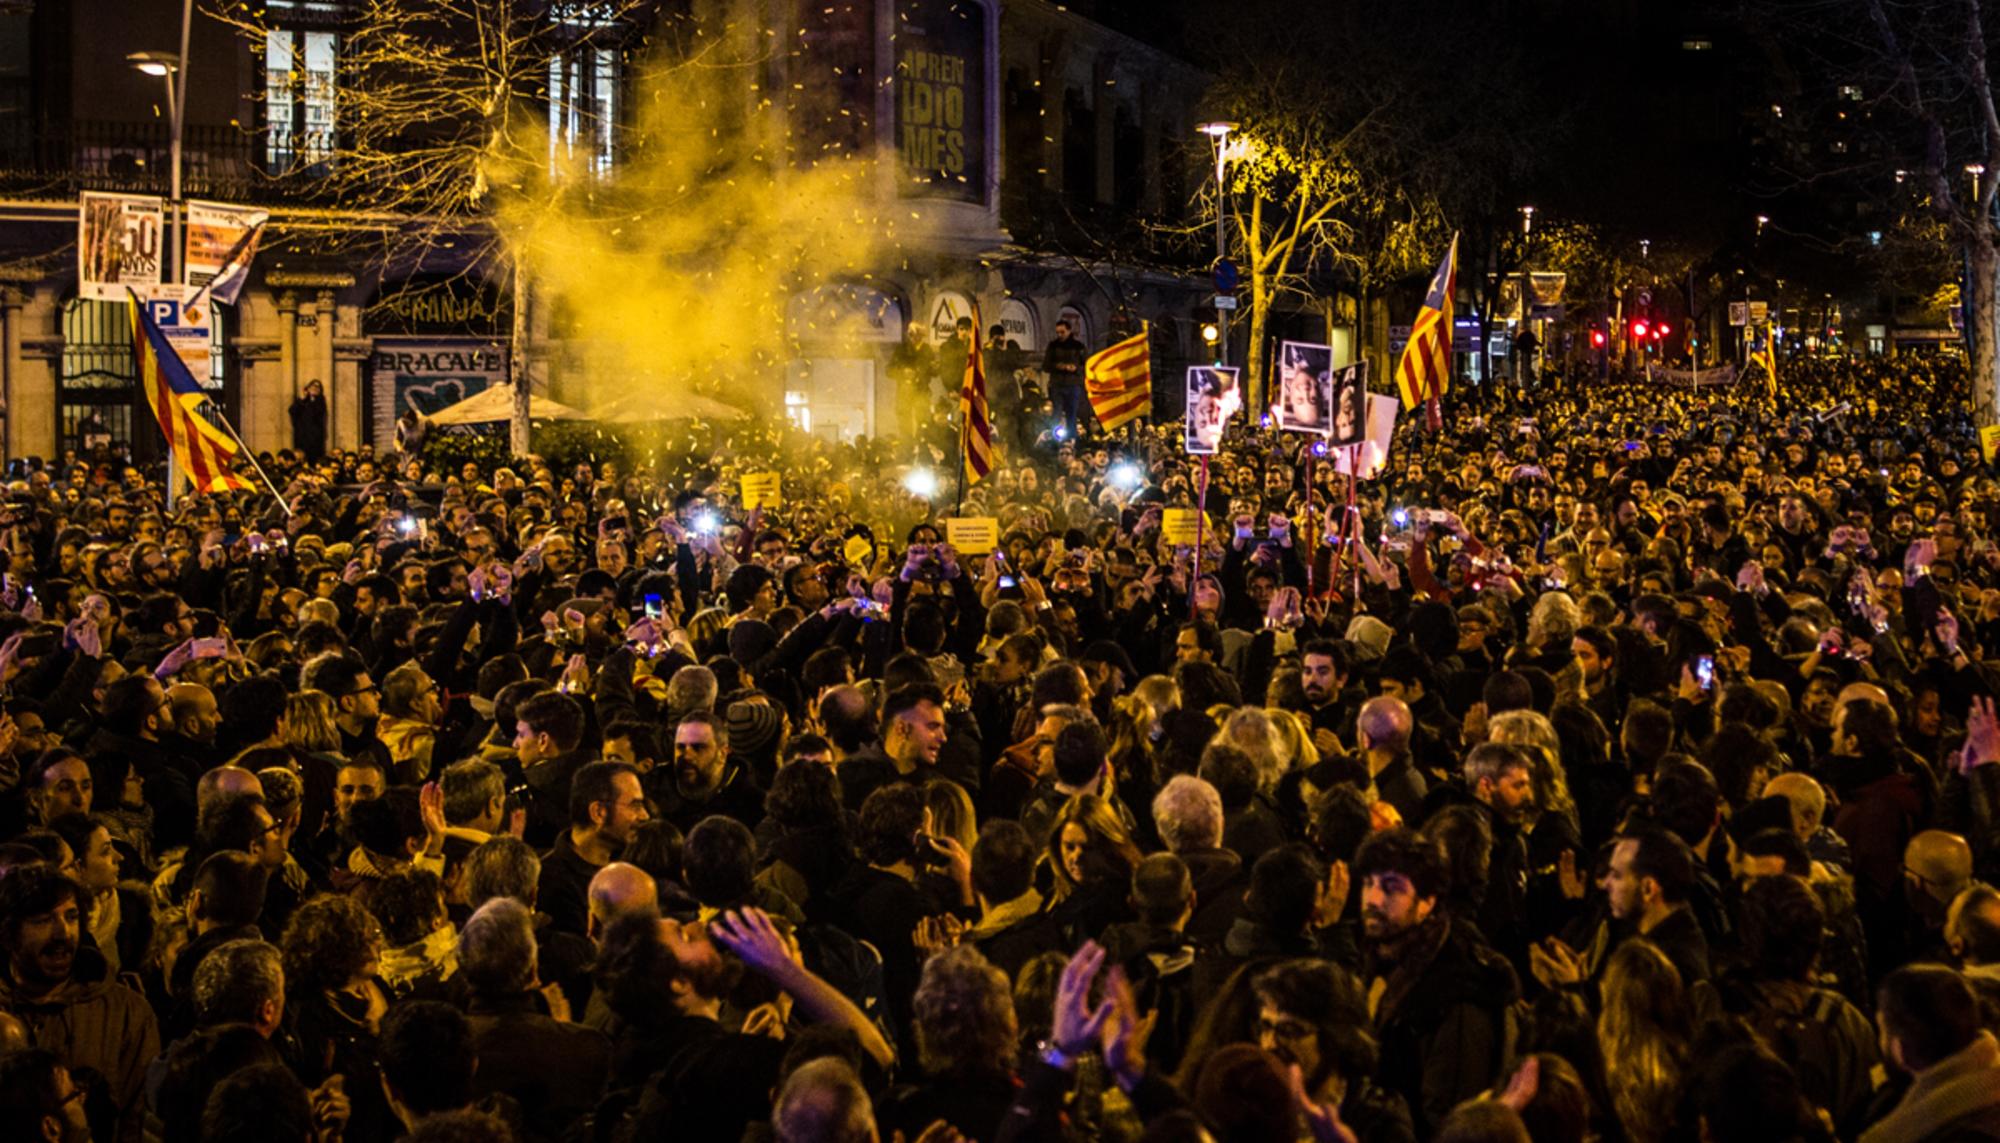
[0, 352, 1996, 1143]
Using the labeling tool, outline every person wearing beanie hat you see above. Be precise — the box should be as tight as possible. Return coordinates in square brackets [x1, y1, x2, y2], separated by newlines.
[1344, 615, 1392, 662]
[725, 698, 785, 787]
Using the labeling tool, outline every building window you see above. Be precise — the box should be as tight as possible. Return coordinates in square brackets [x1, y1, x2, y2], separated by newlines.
[549, 7, 620, 177]
[1682, 38, 1713, 51]
[785, 390, 811, 433]
[1839, 85, 1863, 100]
[266, 28, 337, 171]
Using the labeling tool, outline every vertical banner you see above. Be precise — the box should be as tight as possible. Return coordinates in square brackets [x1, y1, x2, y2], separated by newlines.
[894, 0, 989, 202]
[184, 201, 269, 305]
[79, 192, 164, 301]
[369, 337, 509, 444]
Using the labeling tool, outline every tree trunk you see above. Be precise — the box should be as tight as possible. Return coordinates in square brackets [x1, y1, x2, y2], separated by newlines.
[1248, 270, 1271, 414]
[510, 256, 532, 457]
[1971, 231, 1999, 427]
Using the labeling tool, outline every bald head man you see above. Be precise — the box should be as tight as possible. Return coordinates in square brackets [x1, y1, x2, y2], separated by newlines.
[1357, 695, 1413, 759]
[1354, 695, 1426, 824]
[166, 682, 220, 745]
[1763, 772, 1827, 843]
[1836, 681, 1894, 710]
[196, 766, 264, 814]
[1906, 830, 1976, 922]
[587, 861, 659, 942]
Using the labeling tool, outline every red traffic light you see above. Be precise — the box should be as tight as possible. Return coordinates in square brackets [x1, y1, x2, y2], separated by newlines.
[1590, 329, 1607, 347]
[1632, 321, 1649, 339]
[1655, 323, 1671, 339]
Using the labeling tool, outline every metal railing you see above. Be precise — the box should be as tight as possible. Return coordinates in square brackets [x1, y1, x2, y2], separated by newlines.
[0, 119, 337, 200]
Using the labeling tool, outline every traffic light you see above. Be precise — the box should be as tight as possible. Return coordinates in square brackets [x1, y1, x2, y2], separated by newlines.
[1591, 328, 1607, 348]
[1655, 322, 1672, 340]
[1632, 320, 1649, 340]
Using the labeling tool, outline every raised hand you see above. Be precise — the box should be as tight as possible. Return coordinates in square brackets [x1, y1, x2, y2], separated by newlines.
[1050, 942, 1115, 1060]
[1961, 695, 2000, 775]
[710, 907, 797, 977]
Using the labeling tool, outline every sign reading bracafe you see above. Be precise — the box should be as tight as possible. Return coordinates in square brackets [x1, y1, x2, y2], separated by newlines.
[895, 0, 988, 202]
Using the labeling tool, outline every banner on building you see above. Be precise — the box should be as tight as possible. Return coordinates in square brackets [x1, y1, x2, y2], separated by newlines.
[79, 192, 163, 301]
[184, 201, 269, 305]
[370, 337, 508, 445]
[894, 0, 989, 202]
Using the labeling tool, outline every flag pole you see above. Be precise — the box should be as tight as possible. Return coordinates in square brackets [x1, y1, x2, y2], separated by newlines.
[211, 411, 294, 517]
[1302, 448, 1316, 598]
[1189, 455, 1210, 618]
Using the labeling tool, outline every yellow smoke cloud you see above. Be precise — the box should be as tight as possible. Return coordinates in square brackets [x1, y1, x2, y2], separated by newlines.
[493, 40, 900, 418]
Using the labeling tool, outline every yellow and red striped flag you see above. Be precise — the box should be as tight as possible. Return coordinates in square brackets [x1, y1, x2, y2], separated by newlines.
[129, 292, 254, 494]
[1085, 326, 1152, 431]
[1395, 234, 1458, 426]
[1753, 324, 1779, 400]
[961, 303, 994, 485]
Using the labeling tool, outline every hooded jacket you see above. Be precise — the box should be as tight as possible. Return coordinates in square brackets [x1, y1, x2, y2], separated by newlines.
[0, 949, 161, 1140]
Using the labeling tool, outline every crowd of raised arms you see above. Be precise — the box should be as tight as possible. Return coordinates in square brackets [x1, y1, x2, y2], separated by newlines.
[0, 356, 1998, 1143]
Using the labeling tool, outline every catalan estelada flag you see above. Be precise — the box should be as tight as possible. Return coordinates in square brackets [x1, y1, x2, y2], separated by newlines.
[1753, 323, 1779, 400]
[1395, 234, 1458, 427]
[960, 303, 994, 486]
[1085, 326, 1152, 431]
[129, 292, 254, 494]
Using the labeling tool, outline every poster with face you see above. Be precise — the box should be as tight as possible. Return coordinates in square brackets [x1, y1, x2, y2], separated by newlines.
[1275, 341, 1334, 434]
[1331, 361, 1370, 446]
[1184, 366, 1242, 455]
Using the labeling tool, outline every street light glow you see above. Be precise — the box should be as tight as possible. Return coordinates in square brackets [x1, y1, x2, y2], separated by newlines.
[126, 51, 179, 77]
[904, 468, 939, 498]
[1196, 121, 1238, 138]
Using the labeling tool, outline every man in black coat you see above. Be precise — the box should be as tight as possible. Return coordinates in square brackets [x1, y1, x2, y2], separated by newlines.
[1357, 826, 1520, 1138]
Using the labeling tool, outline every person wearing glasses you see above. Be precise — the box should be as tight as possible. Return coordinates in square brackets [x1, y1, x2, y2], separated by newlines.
[301, 653, 391, 777]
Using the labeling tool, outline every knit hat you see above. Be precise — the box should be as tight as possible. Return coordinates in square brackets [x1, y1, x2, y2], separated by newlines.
[726, 700, 783, 757]
[1344, 615, 1393, 660]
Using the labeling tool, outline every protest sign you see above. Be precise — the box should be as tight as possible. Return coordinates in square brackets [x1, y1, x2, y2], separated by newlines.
[742, 472, 782, 510]
[79, 192, 162, 300]
[1162, 509, 1208, 546]
[945, 517, 999, 553]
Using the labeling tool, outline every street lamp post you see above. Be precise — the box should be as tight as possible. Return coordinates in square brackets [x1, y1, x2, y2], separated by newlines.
[1518, 205, 1535, 386]
[1197, 121, 1237, 369]
[128, 0, 194, 504]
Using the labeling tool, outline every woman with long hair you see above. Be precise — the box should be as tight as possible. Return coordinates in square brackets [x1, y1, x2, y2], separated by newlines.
[1598, 939, 1694, 1143]
[1043, 793, 1142, 944]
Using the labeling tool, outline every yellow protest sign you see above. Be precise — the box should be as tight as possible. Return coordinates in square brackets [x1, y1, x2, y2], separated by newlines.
[843, 535, 875, 567]
[945, 517, 1000, 553]
[1982, 426, 2000, 466]
[1161, 509, 1208, 546]
[742, 472, 782, 509]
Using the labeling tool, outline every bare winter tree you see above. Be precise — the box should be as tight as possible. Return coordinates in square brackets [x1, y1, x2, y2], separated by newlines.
[1750, 0, 2000, 422]
[212, 0, 671, 452]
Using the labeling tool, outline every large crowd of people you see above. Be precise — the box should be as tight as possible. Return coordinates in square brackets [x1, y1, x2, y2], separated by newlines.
[0, 353, 1996, 1143]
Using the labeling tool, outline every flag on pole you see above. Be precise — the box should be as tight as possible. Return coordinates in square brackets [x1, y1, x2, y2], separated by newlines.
[960, 303, 994, 486]
[1085, 326, 1153, 431]
[129, 291, 254, 494]
[1753, 324, 1779, 400]
[1394, 234, 1458, 427]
